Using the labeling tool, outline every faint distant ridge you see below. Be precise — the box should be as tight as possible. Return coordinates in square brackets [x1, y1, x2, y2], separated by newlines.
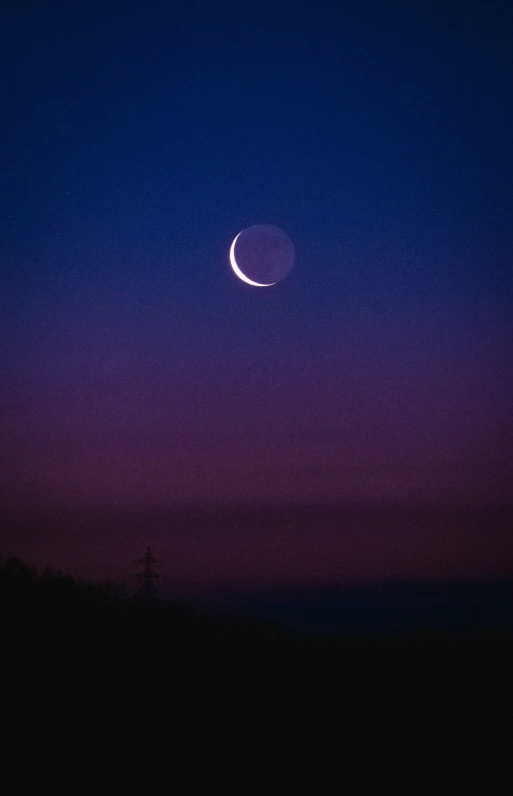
[199, 580, 513, 634]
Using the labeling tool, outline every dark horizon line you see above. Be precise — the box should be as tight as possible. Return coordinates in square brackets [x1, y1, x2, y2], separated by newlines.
[2, 551, 512, 594]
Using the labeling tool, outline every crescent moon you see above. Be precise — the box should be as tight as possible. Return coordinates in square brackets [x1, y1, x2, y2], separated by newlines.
[229, 232, 276, 287]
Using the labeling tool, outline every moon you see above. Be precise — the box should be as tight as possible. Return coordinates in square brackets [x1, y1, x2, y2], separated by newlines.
[229, 224, 295, 287]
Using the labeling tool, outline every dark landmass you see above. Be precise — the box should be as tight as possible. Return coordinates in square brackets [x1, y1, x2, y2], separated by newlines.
[2, 555, 512, 770]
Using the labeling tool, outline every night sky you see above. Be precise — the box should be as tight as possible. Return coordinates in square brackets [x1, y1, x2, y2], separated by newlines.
[1, 1, 512, 593]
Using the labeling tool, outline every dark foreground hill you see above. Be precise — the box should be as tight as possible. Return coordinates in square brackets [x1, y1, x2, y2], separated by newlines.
[2, 556, 512, 774]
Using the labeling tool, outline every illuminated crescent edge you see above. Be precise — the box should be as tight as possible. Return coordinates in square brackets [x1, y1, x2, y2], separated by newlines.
[229, 232, 276, 287]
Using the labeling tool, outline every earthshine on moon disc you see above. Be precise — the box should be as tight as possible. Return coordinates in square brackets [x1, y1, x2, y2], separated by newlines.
[229, 224, 295, 287]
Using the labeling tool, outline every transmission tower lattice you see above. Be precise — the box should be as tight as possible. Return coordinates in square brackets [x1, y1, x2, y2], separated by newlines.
[134, 546, 163, 597]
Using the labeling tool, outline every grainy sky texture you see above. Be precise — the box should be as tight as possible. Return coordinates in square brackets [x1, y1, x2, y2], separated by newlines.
[1, 1, 512, 589]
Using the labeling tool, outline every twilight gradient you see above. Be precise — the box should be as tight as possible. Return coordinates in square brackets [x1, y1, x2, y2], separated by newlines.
[1, 0, 512, 587]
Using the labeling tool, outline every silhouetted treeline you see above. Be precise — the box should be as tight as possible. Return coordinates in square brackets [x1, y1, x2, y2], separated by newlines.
[2, 555, 512, 762]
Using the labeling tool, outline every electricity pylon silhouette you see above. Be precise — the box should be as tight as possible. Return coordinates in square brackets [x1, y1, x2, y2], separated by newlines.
[134, 546, 163, 597]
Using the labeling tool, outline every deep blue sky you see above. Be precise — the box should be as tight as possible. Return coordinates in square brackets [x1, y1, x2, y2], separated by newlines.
[1, 1, 512, 587]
